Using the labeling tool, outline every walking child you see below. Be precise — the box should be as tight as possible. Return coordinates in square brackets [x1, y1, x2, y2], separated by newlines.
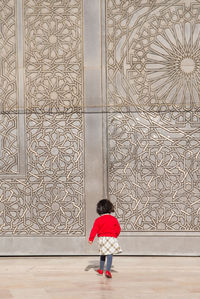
[89, 199, 122, 278]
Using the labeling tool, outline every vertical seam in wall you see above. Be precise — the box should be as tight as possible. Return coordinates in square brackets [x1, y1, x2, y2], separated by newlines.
[105, 0, 109, 199]
[101, 0, 109, 198]
[84, 0, 104, 252]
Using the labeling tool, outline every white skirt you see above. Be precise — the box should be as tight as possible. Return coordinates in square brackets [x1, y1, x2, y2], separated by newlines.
[98, 237, 122, 256]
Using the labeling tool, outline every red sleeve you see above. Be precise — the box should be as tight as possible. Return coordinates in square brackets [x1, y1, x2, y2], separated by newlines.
[114, 218, 121, 237]
[89, 219, 99, 242]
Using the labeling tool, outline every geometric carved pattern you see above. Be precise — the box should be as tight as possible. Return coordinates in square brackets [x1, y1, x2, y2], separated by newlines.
[108, 110, 200, 231]
[0, 0, 84, 236]
[26, 113, 84, 236]
[0, 115, 19, 174]
[0, 113, 84, 236]
[106, 0, 200, 231]
[0, 1, 19, 174]
[25, 0, 83, 112]
[106, 0, 200, 110]
[0, 0, 17, 111]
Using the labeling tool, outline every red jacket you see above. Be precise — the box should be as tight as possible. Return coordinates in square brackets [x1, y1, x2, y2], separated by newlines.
[89, 214, 121, 242]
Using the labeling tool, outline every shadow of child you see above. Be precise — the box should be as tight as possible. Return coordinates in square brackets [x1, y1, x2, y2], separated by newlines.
[84, 260, 117, 273]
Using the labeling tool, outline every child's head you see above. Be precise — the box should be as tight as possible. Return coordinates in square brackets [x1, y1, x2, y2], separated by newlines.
[96, 199, 114, 215]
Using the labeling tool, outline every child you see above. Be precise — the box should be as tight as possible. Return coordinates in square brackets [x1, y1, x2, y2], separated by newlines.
[88, 199, 122, 278]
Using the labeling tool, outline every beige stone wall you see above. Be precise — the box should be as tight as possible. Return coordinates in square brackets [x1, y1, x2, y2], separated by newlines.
[106, 0, 200, 234]
[0, 0, 85, 240]
[0, 0, 200, 255]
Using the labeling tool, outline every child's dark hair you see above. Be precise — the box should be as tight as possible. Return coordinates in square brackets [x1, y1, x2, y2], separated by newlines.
[96, 199, 114, 215]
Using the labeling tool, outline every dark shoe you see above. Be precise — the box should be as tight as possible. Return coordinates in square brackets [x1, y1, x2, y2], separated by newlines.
[105, 270, 112, 278]
[96, 269, 103, 275]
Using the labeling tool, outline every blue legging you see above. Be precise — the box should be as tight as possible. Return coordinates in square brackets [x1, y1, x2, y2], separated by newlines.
[100, 254, 112, 271]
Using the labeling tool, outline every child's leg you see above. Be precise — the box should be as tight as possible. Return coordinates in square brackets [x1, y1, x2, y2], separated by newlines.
[100, 255, 106, 270]
[106, 254, 113, 272]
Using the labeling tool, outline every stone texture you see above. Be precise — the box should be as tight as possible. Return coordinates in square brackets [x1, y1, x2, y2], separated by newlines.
[0, 257, 199, 298]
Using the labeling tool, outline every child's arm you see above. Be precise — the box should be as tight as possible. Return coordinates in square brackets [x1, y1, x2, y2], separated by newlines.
[89, 219, 99, 243]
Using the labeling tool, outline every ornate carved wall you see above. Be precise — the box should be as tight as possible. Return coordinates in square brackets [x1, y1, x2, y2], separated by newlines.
[0, 0, 85, 237]
[106, 0, 200, 234]
[1, 0, 200, 254]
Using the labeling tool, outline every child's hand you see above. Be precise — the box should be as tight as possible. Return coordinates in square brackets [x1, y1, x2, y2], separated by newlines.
[88, 240, 93, 245]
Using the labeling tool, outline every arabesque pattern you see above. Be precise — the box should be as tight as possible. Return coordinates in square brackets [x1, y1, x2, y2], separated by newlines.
[108, 110, 200, 231]
[26, 113, 84, 236]
[106, 0, 200, 110]
[0, 0, 85, 236]
[25, 0, 83, 112]
[0, 0, 17, 111]
[107, 0, 200, 231]
[0, 0, 19, 174]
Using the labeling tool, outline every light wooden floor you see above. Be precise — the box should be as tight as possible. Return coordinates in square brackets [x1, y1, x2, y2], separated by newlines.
[0, 256, 200, 298]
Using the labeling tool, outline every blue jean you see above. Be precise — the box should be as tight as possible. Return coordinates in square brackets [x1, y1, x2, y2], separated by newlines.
[100, 254, 112, 271]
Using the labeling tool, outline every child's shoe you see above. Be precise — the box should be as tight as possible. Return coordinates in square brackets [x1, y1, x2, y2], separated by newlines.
[96, 269, 103, 275]
[105, 270, 112, 278]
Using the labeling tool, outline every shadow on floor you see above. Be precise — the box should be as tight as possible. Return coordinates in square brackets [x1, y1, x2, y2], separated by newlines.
[84, 260, 118, 273]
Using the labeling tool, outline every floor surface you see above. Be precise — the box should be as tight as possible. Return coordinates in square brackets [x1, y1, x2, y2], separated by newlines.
[0, 256, 200, 298]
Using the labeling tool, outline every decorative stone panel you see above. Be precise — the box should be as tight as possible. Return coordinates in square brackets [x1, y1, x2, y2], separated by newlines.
[0, 1, 21, 175]
[108, 110, 200, 231]
[0, 0, 85, 236]
[106, 0, 200, 110]
[25, 0, 83, 112]
[106, 0, 200, 231]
